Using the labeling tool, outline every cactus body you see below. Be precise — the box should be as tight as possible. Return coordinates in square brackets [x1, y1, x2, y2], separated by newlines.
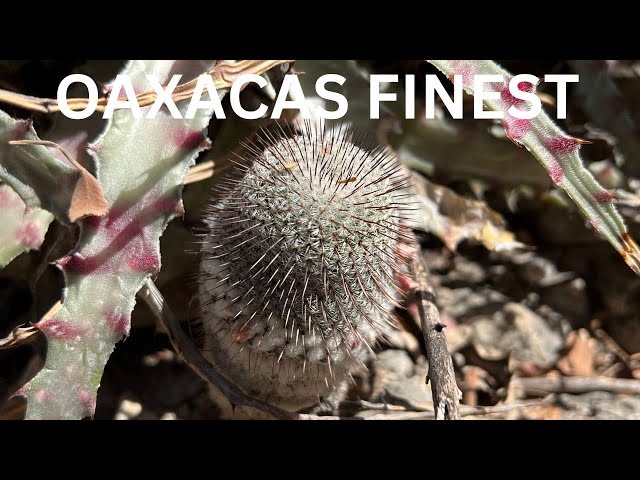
[198, 125, 412, 409]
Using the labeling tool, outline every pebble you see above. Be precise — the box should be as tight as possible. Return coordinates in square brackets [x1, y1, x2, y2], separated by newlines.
[115, 399, 143, 420]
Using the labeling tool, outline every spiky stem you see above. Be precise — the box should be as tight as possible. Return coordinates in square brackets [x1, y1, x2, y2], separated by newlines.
[20, 60, 219, 419]
[198, 123, 413, 410]
[0, 183, 53, 268]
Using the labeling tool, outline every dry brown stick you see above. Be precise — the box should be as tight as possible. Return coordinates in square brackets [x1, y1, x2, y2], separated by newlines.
[592, 326, 632, 364]
[138, 278, 298, 420]
[0, 60, 294, 114]
[319, 396, 553, 420]
[10, 139, 83, 170]
[0, 91, 49, 112]
[411, 251, 461, 420]
[371, 403, 539, 420]
[184, 160, 215, 185]
[183, 170, 214, 185]
[459, 395, 555, 418]
[337, 399, 414, 413]
[0, 326, 39, 350]
[516, 376, 640, 396]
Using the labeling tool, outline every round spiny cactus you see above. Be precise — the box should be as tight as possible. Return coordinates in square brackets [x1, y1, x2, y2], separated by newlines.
[197, 123, 413, 410]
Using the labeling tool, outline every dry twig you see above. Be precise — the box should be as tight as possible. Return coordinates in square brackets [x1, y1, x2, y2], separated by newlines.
[310, 395, 553, 420]
[411, 251, 461, 419]
[0, 60, 294, 114]
[184, 160, 215, 185]
[0, 326, 39, 350]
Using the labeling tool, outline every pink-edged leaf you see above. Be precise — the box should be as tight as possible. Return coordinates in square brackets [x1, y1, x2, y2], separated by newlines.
[21, 60, 218, 419]
[428, 60, 640, 275]
[0, 183, 53, 267]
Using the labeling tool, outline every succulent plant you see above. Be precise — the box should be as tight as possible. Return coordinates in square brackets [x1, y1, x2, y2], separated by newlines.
[197, 123, 413, 409]
[0, 183, 53, 268]
[428, 60, 640, 276]
[0, 109, 107, 227]
[1, 58, 639, 420]
[13, 60, 218, 419]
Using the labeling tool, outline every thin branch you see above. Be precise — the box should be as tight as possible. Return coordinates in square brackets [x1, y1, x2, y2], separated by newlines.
[184, 160, 215, 185]
[0, 60, 294, 114]
[10, 139, 85, 171]
[338, 399, 411, 412]
[308, 395, 553, 420]
[0, 326, 39, 350]
[0, 90, 49, 112]
[458, 395, 555, 418]
[592, 326, 632, 364]
[411, 249, 461, 420]
[138, 278, 297, 420]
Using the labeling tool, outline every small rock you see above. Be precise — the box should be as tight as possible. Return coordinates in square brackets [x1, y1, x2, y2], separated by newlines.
[115, 399, 142, 420]
[370, 349, 433, 405]
[375, 349, 414, 378]
[445, 323, 473, 353]
[589, 160, 624, 189]
[507, 303, 565, 369]
[142, 349, 176, 367]
[384, 329, 421, 357]
[142, 354, 160, 367]
[515, 253, 574, 287]
[556, 392, 640, 420]
[438, 286, 507, 321]
[541, 278, 590, 325]
[441, 257, 487, 286]
[469, 303, 566, 370]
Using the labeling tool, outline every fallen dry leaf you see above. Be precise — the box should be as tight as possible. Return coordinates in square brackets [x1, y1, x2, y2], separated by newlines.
[10, 139, 108, 222]
[520, 404, 564, 420]
[0, 326, 39, 350]
[68, 169, 109, 222]
[411, 171, 525, 252]
[557, 329, 596, 377]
